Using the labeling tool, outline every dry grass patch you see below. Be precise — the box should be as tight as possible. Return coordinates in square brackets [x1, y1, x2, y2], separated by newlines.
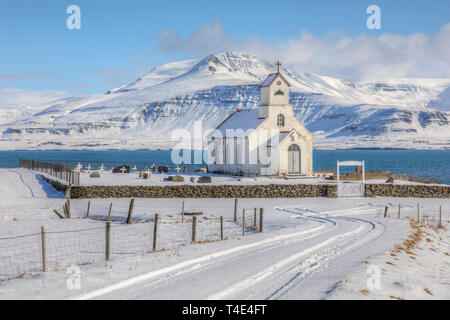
[360, 289, 370, 296]
[389, 295, 405, 300]
[424, 288, 433, 296]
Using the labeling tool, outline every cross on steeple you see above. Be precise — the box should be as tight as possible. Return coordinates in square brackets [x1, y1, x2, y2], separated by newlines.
[275, 61, 282, 73]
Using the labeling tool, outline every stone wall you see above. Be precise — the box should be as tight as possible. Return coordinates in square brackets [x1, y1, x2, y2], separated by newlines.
[69, 183, 337, 199]
[41, 176, 68, 194]
[365, 184, 450, 198]
[40, 175, 449, 199]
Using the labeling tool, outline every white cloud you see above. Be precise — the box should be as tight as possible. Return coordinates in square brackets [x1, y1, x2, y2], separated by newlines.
[157, 21, 450, 81]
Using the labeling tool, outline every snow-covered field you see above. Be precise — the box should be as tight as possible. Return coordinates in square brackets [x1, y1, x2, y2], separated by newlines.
[0, 168, 449, 300]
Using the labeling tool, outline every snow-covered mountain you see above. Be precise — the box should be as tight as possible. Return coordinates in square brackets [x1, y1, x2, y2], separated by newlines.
[1, 52, 449, 150]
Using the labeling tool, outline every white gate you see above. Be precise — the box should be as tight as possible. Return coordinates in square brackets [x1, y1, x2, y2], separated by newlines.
[337, 161, 365, 198]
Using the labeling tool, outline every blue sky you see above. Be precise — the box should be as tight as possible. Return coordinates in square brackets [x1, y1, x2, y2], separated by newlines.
[0, 0, 449, 94]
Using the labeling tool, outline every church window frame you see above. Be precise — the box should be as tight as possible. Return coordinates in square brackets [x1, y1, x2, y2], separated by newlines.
[277, 114, 285, 127]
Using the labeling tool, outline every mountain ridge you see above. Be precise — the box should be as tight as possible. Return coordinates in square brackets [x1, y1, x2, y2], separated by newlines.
[1, 52, 449, 150]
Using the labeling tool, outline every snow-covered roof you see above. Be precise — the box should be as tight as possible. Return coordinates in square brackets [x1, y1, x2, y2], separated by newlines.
[211, 109, 265, 138]
[259, 72, 291, 88]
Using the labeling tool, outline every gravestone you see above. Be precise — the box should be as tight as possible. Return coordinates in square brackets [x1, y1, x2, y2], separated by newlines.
[158, 166, 169, 173]
[113, 165, 130, 174]
[89, 172, 101, 178]
[168, 175, 184, 182]
[198, 176, 212, 184]
[386, 177, 394, 184]
[152, 165, 158, 173]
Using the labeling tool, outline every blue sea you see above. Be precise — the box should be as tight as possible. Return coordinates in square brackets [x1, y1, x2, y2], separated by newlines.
[0, 149, 449, 185]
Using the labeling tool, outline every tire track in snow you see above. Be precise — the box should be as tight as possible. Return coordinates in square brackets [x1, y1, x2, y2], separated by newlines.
[73, 223, 332, 300]
[265, 217, 386, 300]
[7, 169, 35, 198]
[206, 223, 367, 300]
[207, 206, 385, 300]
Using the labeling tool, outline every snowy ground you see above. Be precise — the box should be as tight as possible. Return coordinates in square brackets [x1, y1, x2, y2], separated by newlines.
[70, 170, 439, 187]
[0, 168, 449, 300]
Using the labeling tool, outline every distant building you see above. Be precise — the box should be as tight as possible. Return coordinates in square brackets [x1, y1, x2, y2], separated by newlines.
[208, 64, 313, 176]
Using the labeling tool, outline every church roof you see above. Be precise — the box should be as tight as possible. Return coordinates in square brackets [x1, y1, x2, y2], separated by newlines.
[211, 109, 265, 138]
[259, 72, 291, 88]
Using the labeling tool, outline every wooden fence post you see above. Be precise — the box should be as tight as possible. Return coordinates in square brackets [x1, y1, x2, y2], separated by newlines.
[242, 210, 245, 237]
[153, 214, 159, 251]
[153, 213, 159, 251]
[417, 203, 420, 223]
[105, 222, 111, 261]
[107, 202, 113, 221]
[63, 203, 68, 218]
[41, 226, 47, 272]
[66, 197, 71, 219]
[254, 208, 257, 230]
[384, 206, 388, 218]
[220, 216, 224, 240]
[192, 216, 197, 243]
[398, 203, 401, 219]
[260, 208, 264, 233]
[234, 199, 238, 221]
[439, 206, 442, 228]
[86, 201, 91, 218]
[126, 199, 135, 224]
[53, 209, 64, 219]
[182, 200, 185, 223]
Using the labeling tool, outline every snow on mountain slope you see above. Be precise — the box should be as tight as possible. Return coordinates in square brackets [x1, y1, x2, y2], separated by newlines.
[0, 88, 69, 126]
[1, 52, 449, 150]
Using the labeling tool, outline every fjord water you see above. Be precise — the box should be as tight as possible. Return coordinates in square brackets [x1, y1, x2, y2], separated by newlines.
[0, 149, 449, 185]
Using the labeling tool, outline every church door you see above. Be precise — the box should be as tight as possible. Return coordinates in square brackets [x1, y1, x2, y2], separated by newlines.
[288, 144, 301, 174]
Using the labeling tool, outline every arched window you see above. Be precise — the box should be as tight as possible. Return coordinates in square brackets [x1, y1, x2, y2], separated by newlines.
[277, 114, 285, 127]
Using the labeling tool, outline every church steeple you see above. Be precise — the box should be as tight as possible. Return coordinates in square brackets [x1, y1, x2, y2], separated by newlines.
[258, 62, 292, 118]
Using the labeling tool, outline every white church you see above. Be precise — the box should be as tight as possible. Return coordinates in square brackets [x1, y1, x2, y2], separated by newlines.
[208, 63, 313, 177]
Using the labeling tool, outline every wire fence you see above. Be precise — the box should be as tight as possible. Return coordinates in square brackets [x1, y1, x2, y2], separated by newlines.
[19, 159, 80, 186]
[375, 203, 450, 228]
[0, 211, 263, 281]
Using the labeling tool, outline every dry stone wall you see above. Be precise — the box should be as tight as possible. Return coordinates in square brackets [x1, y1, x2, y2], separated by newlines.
[40, 175, 449, 199]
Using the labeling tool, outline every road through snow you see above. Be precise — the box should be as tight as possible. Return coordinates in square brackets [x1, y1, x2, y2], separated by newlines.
[76, 207, 387, 300]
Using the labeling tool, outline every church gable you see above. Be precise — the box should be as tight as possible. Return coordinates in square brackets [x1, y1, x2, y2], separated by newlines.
[259, 72, 291, 106]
